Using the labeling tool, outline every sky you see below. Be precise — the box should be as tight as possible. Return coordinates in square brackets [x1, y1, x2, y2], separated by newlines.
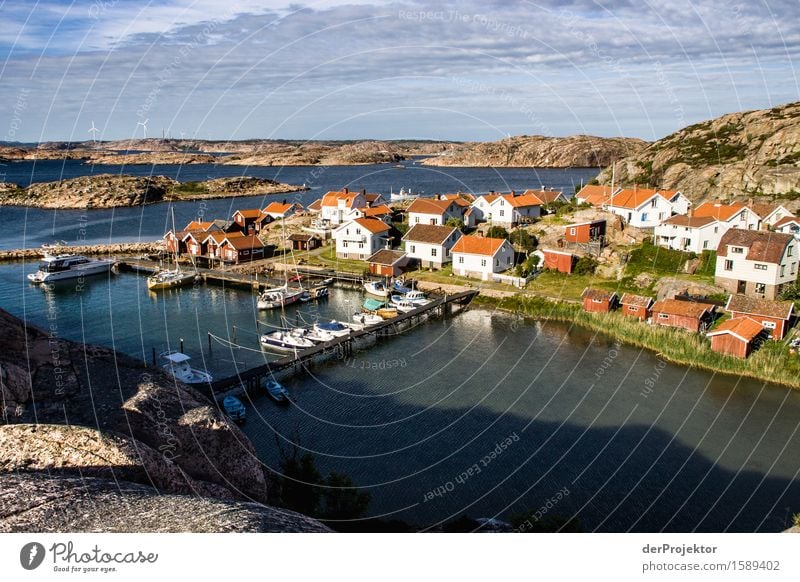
[0, 0, 798, 142]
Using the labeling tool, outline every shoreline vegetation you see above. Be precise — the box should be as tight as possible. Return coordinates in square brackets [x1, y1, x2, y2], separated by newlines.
[472, 294, 800, 390]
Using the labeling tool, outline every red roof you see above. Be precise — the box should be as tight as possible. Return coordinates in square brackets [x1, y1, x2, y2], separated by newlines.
[351, 217, 390, 234]
[576, 185, 617, 206]
[497, 193, 542, 208]
[451, 235, 507, 256]
[234, 208, 262, 219]
[407, 198, 454, 215]
[221, 235, 265, 250]
[651, 298, 715, 318]
[707, 316, 764, 342]
[693, 202, 747, 221]
[522, 189, 564, 204]
[262, 201, 297, 215]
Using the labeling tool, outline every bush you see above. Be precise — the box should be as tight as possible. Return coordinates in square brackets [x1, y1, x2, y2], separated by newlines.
[511, 229, 538, 251]
[486, 226, 509, 239]
[573, 255, 599, 275]
[445, 217, 464, 230]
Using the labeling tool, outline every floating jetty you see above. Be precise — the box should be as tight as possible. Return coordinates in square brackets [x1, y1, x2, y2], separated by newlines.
[210, 289, 479, 395]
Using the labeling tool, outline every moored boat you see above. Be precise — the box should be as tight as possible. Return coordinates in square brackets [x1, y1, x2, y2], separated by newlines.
[160, 351, 213, 384]
[147, 268, 195, 290]
[222, 395, 246, 423]
[313, 320, 352, 338]
[391, 296, 417, 313]
[353, 311, 384, 326]
[259, 330, 316, 351]
[364, 281, 389, 297]
[376, 307, 398, 319]
[257, 285, 304, 310]
[404, 290, 431, 305]
[264, 378, 290, 404]
[27, 254, 115, 284]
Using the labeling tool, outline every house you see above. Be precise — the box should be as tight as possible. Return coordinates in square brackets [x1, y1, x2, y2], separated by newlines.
[725, 294, 794, 339]
[451, 235, 515, 280]
[707, 317, 764, 358]
[347, 204, 393, 222]
[288, 233, 322, 252]
[575, 184, 620, 207]
[306, 198, 323, 214]
[659, 189, 692, 215]
[714, 230, 798, 299]
[201, 230, 244, 265]
[407, 197, 464, 226]
[402, 224, 462, 269]
[693, 201, 760, 230]
[522, 189, 567, 207]
[333, 218, 391, 260]
[773, 216, 800, 237]
[650, 298, 716, 332]
[604, 187, 679, 228]
[581, 288, 617, 313]
[165, 221, 220, 255]
[218, 234, 267, 264]
[654, 215, 728, 253]
[564, 220, 606, 244]
[749, 202, 792, 227]
[538, 249, 575, 274]
[619, 293, 654, 321]
[320, 188, 368, 226]
[367, 249, 409, 278]
[232, 209, 264, 234]
[262, 201, 301, 221]
[470, 193, 502, 222]
[364, 192, 384, 206]
[487, 193, 542, 228]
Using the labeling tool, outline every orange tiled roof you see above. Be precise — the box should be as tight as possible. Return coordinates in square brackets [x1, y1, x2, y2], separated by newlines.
[651, 298, 715, 318]
[451, 235, 507, 256]
[183, 220, 216, 232]
[661, 215, 717, 228]
[707, 316, 763, 342]
[321, 190, 360, 208]
[222, 235, 265, 250]
[234, 208, 262, 219]
[576, 185, 617, 206]
[307, 198, 322, 211]
[262, 201, 296, 215]
[693, 202, 747, 221]
[359, 204, 392, 217]
[202, 230, 243, 243]
[407, 198, 454, 215]
[352, 217, 390, 234]
[608, 187, 661, 209]
[522, 189, 564, 204]
[498, 193, 542, 208]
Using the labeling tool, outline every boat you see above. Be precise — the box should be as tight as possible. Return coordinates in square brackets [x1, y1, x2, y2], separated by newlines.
[298, 290, 312, 303]
[304, 326, 337, 343]
[376, 307, 399, 319]
[146, 268, 196, 290]
[389, 187, 419, 202]
[320, 277, 334, 285]
[404, 290, 431, 305]
[257, 284, 304, 309]
[222, 395, 246, 423]
[392, 280, 411, 294]
[313, 320, 352, 337]
[390, 296, 418, 313]
[364, 280, 389, 297]
[353, 312, 384, 326]
[27, 253, 115, 284]
[363, 297, 385, 311]
[160, 351, 213, 384]
[311, 285, 329, 300]
[264, 378, 290, 404]
[259, 330, 316, 351]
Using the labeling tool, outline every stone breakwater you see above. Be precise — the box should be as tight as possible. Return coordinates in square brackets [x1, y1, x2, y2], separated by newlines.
[0, 242, 162, 262]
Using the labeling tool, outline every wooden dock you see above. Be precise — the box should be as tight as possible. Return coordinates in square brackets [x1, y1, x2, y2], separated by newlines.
[209, 289, 479, 394]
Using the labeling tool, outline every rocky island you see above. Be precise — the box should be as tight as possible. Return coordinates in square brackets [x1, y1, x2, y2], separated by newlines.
[0, 308, 328, 533]
[596, 101, 800, 200]
[0, 174, 307, 209]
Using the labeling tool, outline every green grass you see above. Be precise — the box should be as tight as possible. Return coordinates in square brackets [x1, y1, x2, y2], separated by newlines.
[304, 246, 370, 274]
[170, 181, 209, 196]
[473, 294, 800, 390]
[624, 242, 695, 278]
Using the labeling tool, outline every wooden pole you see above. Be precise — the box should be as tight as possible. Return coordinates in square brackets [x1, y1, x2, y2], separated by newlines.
[180, 337, 184, 353]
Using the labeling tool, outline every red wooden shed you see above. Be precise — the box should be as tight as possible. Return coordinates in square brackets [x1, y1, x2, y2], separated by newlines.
[707, 317, 764, 358]
[581, 288, 617, 313]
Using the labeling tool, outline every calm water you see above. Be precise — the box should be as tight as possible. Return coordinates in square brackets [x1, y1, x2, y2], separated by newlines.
[2, 261, 799, 532]
[0, 160, 597, 249]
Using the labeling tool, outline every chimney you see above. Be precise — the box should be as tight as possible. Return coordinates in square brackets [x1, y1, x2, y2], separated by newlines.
[748, 197, 754, 208]
[510, 190, 516, 197]
[361, 188, 366, 195]
[343, 187, 348, 194]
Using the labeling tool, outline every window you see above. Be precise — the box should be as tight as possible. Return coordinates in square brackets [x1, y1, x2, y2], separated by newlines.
[739, 213, 746, 221]
[650, 199, 657, 208]
[789, 246, 794, 257]
[499, 210, 505, 217]
[506, 256, 511, 264]
[431, 248, 437, 257]
[410, 244, 416, 253]
[763, 321, 777, 329]
[496, 258, 500, 266]
[356, 228, 361, 235]
[724, 259, 733, 271]
[345, 228, 349, 235]
[343, 241, 349, 248]
[641, 213, 648, 221]
[658, 313, 669, 319]
[481, 259, 487, 267]
[792, 262, 797, 275]
[731, 247, 744, 254]
[414, 216, 420, 223]
[593, 299, 603, 304]
[458, 256, 464, 264]
[714, 226, 719, 233]
[358, 242, 364, 249]
[781, 265, 785, 277]
[569, 227, 576, 235]
[754, 263, 768, 270]
[755, 283, 766, 294]
[703, 240, 708, 249]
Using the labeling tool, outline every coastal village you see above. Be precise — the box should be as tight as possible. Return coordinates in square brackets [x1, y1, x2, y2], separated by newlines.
[158, 179, 800, 371]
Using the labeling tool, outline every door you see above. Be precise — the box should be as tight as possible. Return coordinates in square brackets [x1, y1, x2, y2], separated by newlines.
[737, 280, 747, 294]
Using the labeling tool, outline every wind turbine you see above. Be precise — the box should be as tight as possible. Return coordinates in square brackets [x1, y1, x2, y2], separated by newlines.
[88, 121, 99, 143]
[137, 118, 149, 139]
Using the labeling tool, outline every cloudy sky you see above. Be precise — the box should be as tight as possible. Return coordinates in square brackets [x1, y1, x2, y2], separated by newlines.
[0, 0, 798, 142]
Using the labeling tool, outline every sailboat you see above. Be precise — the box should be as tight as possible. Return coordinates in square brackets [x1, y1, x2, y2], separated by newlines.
[257, 284, 304, 310]
[148, 207, 196, 291]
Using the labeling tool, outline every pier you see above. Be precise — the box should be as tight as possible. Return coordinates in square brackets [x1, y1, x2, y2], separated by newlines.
[209, 289, 479, 394]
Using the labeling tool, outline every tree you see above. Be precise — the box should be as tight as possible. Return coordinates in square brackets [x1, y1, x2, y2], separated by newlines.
[573, 255, 599, 275]
[280, 453, 322, 516]
[485, 226, 509, 239]
[512, 229, 538, 252]
[445, 216, 465, 230]
[321, 472, 371, 521]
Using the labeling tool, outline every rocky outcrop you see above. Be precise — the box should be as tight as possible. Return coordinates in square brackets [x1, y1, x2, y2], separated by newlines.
[216, 140, 406, 166]
[0, 473, 330, 533]
[422, 135, 647, 168]
[596, 101, 800, 201]
[197, 176, 306, 197]
[0, 242, 161, 262]
[87, 152, 216, 165]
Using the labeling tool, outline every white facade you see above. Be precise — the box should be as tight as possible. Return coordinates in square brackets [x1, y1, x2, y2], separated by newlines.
[654, 219, 729, 253]
[469, 195, 499, 222]
[663, 192, 692, 215]
[403, 230, 461, 269]
[321, 192, 367, 226]
[762, 205, 793, 227]
[452, 241, 515, 280]
[607, 194, 675, 228]
[715, 236, 798, 299]
[333, 220, 389, 260]
[487, 197, 541, 227]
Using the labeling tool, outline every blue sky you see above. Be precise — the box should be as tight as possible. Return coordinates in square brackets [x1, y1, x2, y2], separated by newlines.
[0, 0, 798, 142]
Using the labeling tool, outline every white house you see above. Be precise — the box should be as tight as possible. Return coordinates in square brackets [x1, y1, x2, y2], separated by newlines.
[654, 215, 729, 253]
[604, 187, 679, 228]
[660, 189, 692, 215]
[693, 202, 761, 230]
[575, 184, 621, 206]
[470, 193, 501, 222]
[451, 235, 515, 280]
[715, 229, 798, 300]
[402, 224, 462, 269]
[346, 204, 393, 222]
[521, 189, 567, 207]
[406, 197, 464, 226]
[773, 215, 800, 238]
[320, 188, 367, 226]
[487, 193, 542, 228]
[333, 218, 391, 260]
[261, 201, 301, 221]
[749, 202, 793, 228]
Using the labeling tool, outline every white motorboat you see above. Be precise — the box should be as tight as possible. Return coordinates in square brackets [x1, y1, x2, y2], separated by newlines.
[259, 330, 315, 351]
[147, 268, 195, 290]
[390, 295, 418, 313]
[313, 320, 352, 338]
[404, 290, 431, 305]
[352, 312, 384, 326]
[27, 254, 115, 284]
[222, 395, 246, 423]
[257, 285, 304, 310]
[389, 187, 419, 202]
[364, 281, 389, 297]
[303, 326, 337, 343]
[160, 351, 213, 384]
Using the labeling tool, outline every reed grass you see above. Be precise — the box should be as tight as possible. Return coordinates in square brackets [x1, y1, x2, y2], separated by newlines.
[473, 294, 800, 389]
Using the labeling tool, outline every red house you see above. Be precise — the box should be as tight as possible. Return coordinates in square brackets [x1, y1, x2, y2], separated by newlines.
[651, 299, 716, 332]
[724, 294, 794, 340]
[707, 317, 764, 358]
[367, 249, 409, 277]
[581, 288, 617, 313]
[619, 293, 654, 321]
[218, 235, 266, 264]
[540, 249, 575, 274]
[564, 220, 606, 244]
[232, 209, 264, 234]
